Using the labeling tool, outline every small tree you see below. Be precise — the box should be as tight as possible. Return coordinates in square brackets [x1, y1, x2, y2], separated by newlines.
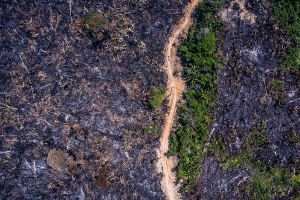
[149, 88, 167, 108]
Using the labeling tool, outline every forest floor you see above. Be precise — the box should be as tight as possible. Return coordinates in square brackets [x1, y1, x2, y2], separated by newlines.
[156, 0, 201, 199]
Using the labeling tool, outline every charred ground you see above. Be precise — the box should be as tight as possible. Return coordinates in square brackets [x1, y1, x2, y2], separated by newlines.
[0, 0, 191, 199]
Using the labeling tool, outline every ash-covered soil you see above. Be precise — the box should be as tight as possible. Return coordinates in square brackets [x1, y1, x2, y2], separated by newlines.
[0, 0, 190, 199]
[193, 0, 300, 199]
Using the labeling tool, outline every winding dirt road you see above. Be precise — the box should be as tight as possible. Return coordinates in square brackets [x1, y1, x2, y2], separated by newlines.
[156, 1, 201, 199]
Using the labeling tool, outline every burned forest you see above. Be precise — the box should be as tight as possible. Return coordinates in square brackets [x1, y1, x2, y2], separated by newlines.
[1, 0, 300, 199]
[0, 0, 190, 199]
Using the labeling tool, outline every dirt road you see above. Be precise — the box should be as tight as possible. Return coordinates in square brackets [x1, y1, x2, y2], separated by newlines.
[156, 1, 201, 199]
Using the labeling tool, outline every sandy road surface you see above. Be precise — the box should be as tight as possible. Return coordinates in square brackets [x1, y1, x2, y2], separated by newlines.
[156, 0, 201, 199]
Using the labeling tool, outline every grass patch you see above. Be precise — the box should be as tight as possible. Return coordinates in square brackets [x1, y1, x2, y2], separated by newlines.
[153, 125, 162, 137]
[168, 0, 224, 191]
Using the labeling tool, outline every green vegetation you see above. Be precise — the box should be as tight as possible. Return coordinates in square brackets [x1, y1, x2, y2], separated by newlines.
[144, 127, 153, 133]
[248, 131, 272, 149]
[123, 141, 132, 150]
[209, 135, 300, 199]
[257, 121, 266, 129]
[149, 88, 167, 108]
[153, 125, 162, 137]
[269, 79, 286, 105]
[154, 114, 160, 120]
[135, 131, 141, 137]
[272, 80, 282, 89]
[86, 13, 106, 33]
[168, 1, 224, 191]
[287, 131, 299, 143]
[143, 125, 162, 136]
[209, 137, 227, 162]
[271, 0, 300, 72]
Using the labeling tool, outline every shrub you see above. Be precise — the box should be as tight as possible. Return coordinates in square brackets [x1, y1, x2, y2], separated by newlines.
[286, 131, 299, 143]
[86, 13, 106, 33]
[209, 138, 228, 162]
[248, 131, 272, 149]
[144, 127, 153, 133]
[135, 131, 141, 137]
[272, 80, 282, 89]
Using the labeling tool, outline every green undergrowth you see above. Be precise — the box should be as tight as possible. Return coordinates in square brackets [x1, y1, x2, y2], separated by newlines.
[209, 135, 300, 199]
[168, 0, 224, 192]
[271, 0, 300, 72]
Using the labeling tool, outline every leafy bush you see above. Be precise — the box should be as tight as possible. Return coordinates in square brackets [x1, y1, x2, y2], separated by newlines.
[149, 88, 167, 108]
[168, 1, 224, 191]
[135, 131, 141, 137]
